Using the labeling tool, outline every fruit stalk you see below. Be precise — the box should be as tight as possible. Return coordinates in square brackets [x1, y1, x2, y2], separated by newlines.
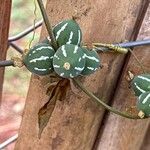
[73, 78, 147, 119]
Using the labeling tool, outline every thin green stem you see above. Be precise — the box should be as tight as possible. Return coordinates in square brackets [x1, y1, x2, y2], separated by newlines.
[73, 78, 147, 119]
[37, 0, 58, 50]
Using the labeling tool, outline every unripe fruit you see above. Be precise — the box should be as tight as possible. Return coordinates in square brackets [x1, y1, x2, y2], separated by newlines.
[23, 43, 55, 75]
[53, 20, 82, 47]
[53, 44, 86, 78]
[81, 47, 100, 75]
[131, 74, 150, 96]
[137, 91, 150, 117]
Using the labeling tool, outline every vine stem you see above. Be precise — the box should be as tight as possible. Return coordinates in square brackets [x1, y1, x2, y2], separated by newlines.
[28, 0, 37, 49]
[73, 78, 148, 119]
[37, 0, 58, 50]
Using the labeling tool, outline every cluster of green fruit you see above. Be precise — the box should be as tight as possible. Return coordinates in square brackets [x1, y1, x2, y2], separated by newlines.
[131, 74, 150, 117]
[23, 19, 100, 78]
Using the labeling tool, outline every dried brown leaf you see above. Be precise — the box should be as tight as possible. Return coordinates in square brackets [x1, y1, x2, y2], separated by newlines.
[38, 79, 69, 138]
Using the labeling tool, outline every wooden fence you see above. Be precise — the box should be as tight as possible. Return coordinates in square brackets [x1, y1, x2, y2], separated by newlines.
[0, 0, 150, 150]
[0, 0, 12, 103]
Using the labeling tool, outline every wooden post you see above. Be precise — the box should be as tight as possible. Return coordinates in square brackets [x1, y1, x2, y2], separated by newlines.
[140, 124, 150, 150]
[95, 4, 150, 150]
[15, 0, 147, 149]
[0, 0, 12, 103]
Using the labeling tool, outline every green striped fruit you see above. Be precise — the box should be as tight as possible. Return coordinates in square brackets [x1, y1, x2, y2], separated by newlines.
[81, 47, 100, 75]
[23, 43, 55, 75]
[137, 91, 150, 117]
[131, 74, 150, 96]
[53, 20, 82, 47]
[53, 44, 86, 78]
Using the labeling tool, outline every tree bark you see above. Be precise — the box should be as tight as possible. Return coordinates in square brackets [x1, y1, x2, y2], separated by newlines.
[0, 0, 12, 103]
[15, 0, 147, 149]
[95, 3, 150, 150]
